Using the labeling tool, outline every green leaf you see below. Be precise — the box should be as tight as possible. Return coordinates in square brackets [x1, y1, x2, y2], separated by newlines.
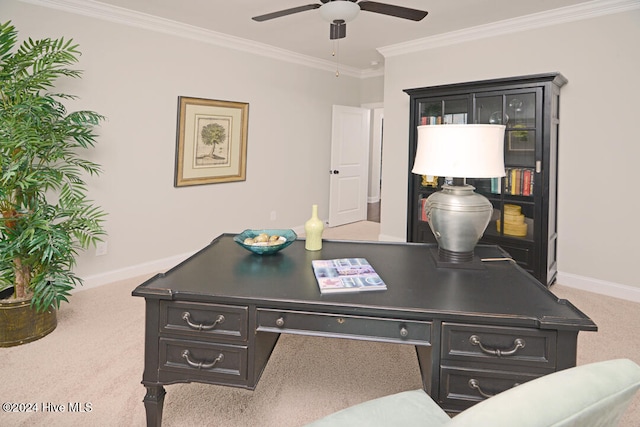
[0, 20, 107, 312]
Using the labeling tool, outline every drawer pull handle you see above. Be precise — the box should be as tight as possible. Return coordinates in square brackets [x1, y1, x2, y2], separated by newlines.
[275, 317, 285, 327]
[468, 379, 494, 399]
[181, 350, 224, 370]
[469, 379, 520, 399]
[400, 327, 409, 338]
[469, 335, 526, 357]
[182, 312, 225, 331]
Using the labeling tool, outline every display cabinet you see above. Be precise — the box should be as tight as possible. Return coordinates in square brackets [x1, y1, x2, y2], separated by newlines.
[404, 73, 567, 287]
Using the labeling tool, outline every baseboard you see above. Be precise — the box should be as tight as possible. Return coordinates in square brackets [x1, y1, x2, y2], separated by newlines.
[556, 272, 640, 303]
[75, 251, 196, 293]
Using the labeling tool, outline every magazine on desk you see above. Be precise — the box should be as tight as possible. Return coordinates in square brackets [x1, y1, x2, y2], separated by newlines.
[312, 258, 387, 294]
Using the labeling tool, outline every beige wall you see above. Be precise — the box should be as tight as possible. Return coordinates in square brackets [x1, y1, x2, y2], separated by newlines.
[2, 0, 370, 283]
[379, 9, 640, 292]
[3, 1, 639, 298]
[360, 75, 385, 104]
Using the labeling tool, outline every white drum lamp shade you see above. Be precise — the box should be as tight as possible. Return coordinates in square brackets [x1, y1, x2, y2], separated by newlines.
[411, 124, 506, 178]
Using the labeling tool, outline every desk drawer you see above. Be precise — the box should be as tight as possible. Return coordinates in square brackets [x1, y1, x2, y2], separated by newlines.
[441, 323, 556, 368]
[160, 301, 248, 342]
[440, 365, 541, 410]
[159, 338, 247, 382]
[257, 309, 431, 345]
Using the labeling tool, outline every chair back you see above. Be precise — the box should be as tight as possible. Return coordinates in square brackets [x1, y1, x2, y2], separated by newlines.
[448, 358, 640, 427]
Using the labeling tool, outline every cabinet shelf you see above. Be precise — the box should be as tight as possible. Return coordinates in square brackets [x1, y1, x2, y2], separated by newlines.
[405, 73, 566, 287]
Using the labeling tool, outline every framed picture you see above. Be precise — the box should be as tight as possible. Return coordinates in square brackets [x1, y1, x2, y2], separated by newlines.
[174, 96, 249, 187]
[507, 128, 534, 152]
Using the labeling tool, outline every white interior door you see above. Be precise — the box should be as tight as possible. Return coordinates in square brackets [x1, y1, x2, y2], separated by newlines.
[328, 105, 370, 227]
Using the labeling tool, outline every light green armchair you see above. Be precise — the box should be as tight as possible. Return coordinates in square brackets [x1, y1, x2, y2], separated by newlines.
[304, 359, 640, 427]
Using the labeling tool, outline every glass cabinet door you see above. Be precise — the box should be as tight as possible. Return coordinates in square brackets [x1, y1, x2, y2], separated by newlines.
[418, 97, 468, 125]
[474, 90, 540, 170]
[472, 95, 504, 196]
[414, 97, 469, 243]
[475, 95, 505, 125]
[505, 92, 537, 168]
[472, 90, 540, 243]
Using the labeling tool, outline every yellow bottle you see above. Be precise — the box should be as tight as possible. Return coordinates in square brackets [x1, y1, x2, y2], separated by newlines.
[304, 204, 324, 251]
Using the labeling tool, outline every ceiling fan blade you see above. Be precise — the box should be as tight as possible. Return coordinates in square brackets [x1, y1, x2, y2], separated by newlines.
[357, 1, 428, 21]
[252, 4, 321, 22]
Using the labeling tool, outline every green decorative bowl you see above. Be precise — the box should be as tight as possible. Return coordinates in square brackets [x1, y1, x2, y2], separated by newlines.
[234, 229, 297, 255]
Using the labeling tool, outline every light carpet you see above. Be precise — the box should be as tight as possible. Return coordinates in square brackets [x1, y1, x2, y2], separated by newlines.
[1, 221, 638, 426]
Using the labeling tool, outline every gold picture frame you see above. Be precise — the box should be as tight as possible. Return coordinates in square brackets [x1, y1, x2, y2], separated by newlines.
[174, 96, 249, 187]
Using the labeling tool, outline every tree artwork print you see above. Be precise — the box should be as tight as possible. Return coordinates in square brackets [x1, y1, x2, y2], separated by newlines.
[195, 117, 231, 166]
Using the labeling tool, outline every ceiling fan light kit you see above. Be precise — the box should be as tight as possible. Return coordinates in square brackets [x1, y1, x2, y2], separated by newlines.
[319, 1, 360, 22]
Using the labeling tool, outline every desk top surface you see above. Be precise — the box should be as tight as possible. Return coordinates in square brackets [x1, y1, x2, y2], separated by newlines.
[133, 234, 596, 331]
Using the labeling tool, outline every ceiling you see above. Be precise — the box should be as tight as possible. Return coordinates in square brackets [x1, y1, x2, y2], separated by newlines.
[87, 0, 594, 72]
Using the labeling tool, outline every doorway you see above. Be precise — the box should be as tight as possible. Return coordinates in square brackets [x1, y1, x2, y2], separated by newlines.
[367, 201, 380, 222]
[366, 105, 383, 223]
[327, 104, 383, 227]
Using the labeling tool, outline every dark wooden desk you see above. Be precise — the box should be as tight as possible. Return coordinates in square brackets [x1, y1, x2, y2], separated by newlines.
[132, 234, 596, 426]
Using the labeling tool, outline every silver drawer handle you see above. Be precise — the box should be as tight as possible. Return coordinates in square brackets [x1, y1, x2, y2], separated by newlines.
[275, 317, 285, 327]
[469, 379, 520, 399]
[182, 312, 225, 331]
[469, 335, 525, 357]
[181, 350, 224, 369]
[468, 379, 493, 398]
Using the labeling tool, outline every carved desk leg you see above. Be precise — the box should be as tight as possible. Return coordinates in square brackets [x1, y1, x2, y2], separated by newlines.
[144, 385, 166, 427]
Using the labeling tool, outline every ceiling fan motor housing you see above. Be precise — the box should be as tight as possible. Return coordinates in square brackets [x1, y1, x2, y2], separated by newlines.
[330, 20, 347, 39]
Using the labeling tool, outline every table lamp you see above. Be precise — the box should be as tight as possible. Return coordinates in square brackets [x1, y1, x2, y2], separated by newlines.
[411, 124, 506, 267]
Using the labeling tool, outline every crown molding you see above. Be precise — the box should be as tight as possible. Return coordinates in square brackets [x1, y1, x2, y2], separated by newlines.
[378, 0, 640, 58]
[21, 0, 637, 79]
[19, 0, 369, 78]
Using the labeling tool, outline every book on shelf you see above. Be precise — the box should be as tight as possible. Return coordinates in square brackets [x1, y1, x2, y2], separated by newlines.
[312, 258, 387, 294]
[420, 113, 467, 126]
[420, 197, 428, 222]
[493, 168, 535, 196]
[510, 169, 519, 195]
[491, 177, 502, 194]
[522, 169, 532, 196]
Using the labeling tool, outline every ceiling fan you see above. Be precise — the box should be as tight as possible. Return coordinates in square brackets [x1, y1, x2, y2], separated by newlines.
[252, 0, 428, 40]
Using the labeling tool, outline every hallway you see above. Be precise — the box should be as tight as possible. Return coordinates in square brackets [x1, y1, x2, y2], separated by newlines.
[367, 201, 380, 222]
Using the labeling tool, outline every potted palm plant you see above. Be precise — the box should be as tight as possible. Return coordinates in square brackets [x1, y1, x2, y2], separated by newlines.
[0, 21, 106, 346]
